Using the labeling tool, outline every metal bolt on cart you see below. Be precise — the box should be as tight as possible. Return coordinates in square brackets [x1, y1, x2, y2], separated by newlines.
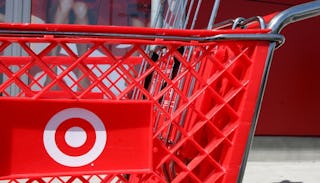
[0, 1, 319, 183]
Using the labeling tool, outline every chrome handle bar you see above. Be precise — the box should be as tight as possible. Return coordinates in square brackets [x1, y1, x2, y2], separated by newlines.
[268, 0, 320, 33]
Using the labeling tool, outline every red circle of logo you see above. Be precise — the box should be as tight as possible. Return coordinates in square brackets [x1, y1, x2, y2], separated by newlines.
[55, 118, 96, 156]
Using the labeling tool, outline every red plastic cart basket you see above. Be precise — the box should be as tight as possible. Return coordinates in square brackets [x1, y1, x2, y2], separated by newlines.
[0, 1, 319, 183]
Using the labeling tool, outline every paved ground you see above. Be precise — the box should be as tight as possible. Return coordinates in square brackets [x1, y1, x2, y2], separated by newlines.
[243, 161, 320, 183]
[242, 137, 320, 183]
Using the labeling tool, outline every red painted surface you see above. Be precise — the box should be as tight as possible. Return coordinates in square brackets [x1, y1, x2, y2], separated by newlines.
[214, 0, 320, 136]
[256, 16, 320, 136]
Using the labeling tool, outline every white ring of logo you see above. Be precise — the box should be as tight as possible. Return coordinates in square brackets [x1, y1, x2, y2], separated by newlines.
[43, 108, 107, 167]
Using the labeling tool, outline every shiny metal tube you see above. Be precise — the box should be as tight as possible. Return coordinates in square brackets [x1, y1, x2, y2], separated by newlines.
[268, 0, 320, 33]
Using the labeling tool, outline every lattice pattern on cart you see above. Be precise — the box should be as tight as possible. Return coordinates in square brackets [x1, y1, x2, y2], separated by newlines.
[0, 26, 269, 183]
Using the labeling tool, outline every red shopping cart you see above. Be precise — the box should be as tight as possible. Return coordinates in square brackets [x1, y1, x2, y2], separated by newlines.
[0, 1, 319, 183]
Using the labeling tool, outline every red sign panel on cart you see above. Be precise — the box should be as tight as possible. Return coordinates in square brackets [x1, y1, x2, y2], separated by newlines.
[0, 99, 152, 177]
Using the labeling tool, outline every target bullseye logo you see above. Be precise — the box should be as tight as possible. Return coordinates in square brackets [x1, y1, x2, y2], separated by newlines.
[43, 108, 107, 167]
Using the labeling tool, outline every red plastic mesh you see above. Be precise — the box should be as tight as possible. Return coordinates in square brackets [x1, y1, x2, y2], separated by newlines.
[0, 25, 270, 183]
